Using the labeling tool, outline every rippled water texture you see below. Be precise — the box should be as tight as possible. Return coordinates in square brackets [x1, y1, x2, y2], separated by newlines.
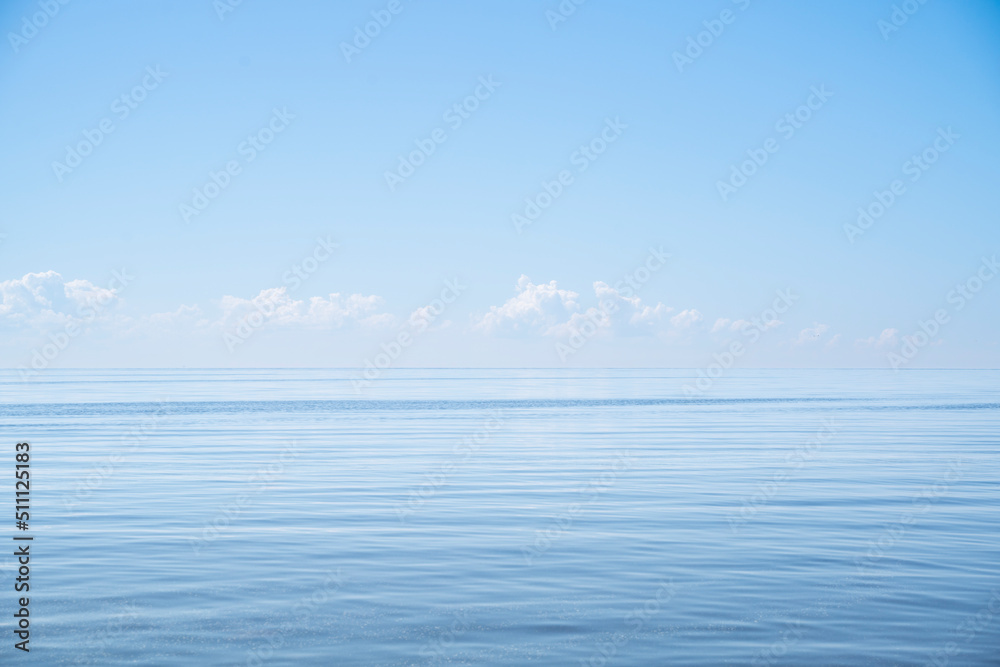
[0, 369, 997, 665]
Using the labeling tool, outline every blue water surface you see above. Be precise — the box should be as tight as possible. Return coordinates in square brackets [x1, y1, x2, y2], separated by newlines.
[0, 369, 997, 666]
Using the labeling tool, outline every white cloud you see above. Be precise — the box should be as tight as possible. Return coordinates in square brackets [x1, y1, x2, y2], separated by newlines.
[64, 279, 117, 311]
[477, 278, 678, 339]
[711, 318, 731, 333]
[475, 277, 710, 342]
[474, 275, 580, 336]
[592, 281, 672, 330]
[0, 271, 122, 331]
[670, 309, 703, 329]
[856, 328, 899, 348]
[0, 270, 393, 342]
[793, 323, 830, 345]
[215, 287, 393, 330]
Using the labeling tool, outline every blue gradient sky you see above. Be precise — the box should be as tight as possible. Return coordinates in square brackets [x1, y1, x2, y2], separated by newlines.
[1, 0, 998, 370]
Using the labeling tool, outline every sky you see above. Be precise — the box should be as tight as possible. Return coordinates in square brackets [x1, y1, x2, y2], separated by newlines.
[1, 0, 998, 371]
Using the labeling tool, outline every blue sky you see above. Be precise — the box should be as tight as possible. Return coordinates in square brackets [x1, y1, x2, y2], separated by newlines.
[1, 0, 998, 371]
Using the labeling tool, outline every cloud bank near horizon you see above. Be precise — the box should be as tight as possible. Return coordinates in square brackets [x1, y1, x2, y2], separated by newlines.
[0, 269, 943, 371]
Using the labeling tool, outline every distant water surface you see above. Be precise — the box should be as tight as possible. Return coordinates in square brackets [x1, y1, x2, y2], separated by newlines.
[0, 369, 997, 666]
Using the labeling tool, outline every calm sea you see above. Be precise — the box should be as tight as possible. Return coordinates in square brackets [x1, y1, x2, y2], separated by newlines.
[0, 369, 997, 666]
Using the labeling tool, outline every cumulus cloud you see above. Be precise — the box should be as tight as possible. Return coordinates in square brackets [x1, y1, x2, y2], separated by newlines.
[594, 282, 673, 329]
[711, 318, 731, 333]
[0, 271, 124, 331]
[0, 268, 394, 342]
[474, 275, 580, 336]
[474, 276, 712, 342]
[670, 309, 703, 329]
[857, 328, 899, 348]
[570, 281, 672, 334]
[215, 287, 393, 330]
[476, 277, 682, 340]
[793, 323, 830, 345]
